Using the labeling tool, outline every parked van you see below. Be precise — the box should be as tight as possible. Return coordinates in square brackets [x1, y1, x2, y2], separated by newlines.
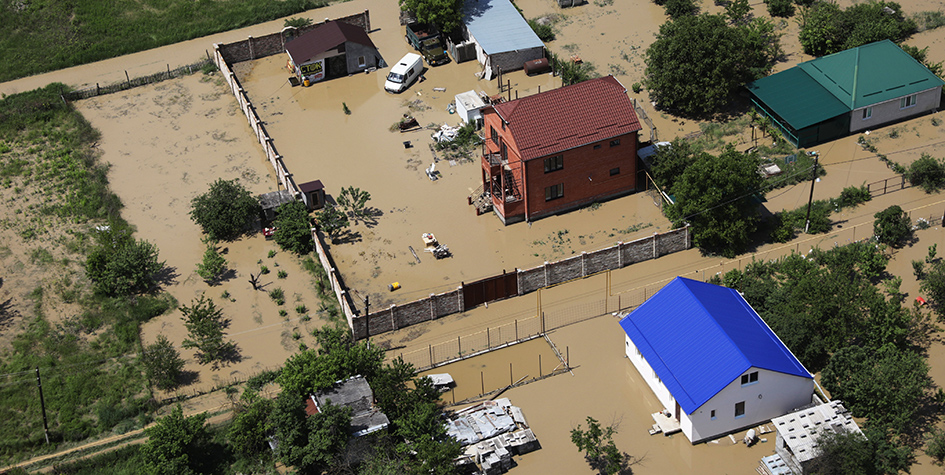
[384, 53, 423, 93]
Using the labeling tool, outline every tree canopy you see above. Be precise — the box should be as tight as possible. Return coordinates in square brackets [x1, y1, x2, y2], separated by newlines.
[189, 178, 261, 241]
[665, 146, 764, 257]
[873, 205, 912, 247]
[273, 200, 314, 255]
[140, 405, 211, 475]
[180, 294, 237, 365]
[645, 13, 781, 117]
[797, 1, 916, 57]
[85, 225, 164, 296]
[142, 335, 184, 390]
[399, 0, 464, 33]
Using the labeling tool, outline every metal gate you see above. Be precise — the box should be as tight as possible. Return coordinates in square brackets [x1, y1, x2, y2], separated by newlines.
[462, 270, 518, 311]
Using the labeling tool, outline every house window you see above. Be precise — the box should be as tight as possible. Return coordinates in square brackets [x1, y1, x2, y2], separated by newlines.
[490, 126, 498, 145]
[901, 94, 917, 109]
[862, 107, 872, 119]
[735, 401, 746, 418]
[358, 56, 366, 67]
[740, 371, 759, 386]
[545, 183, 564, 201]
[593, 144, 602, 150]
[610, 167, 620, 176]
[610, 138, 621, 147]
[544, 155, 564, 173]
[710, 410, 716, 420]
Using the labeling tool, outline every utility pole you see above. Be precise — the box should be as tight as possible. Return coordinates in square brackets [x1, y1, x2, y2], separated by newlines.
[36, 367, 50, 444]
[364, 294, 369, 340]
[804, 153, 820, 234]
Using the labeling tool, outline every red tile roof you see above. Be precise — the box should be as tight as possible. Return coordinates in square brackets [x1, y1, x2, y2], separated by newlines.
[285, 20, 376, 65]
[493, 76, 641, 161]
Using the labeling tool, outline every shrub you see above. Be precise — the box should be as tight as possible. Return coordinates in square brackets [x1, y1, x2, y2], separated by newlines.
[196, 241, 227, 283]
[273, 200, 314, 254]
[927, 428, 945, 463]
[142, 335, 184, 390]
[873, 205, 912, 247]
[268, 250, 277, 258]
[906, 153, 945, 193]
[765, 0, 794, 17]
[277, 269, 288, 279]
[528, 19, 555, 42]
[664, 0, 697, 19]
[85, 226, 164, 297]
[269, 288, 285, 301]
[260, 265, 269, 275]
[631, 82, 643, 93]
[296, 304, 308, 314]
[836, 185, 871, 209]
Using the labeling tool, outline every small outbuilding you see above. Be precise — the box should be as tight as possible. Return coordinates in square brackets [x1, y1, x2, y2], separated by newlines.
[460, 0, 545, 79]
[620, 277, 814, 444]
[454, 90, 486, 128]
[285, 20, 384, 84]
[258, 189, 295, 222]
[298, 180, 326, 210]
[761, 400, 863, 475]
[747, 40, 944, 148]
[304, 375, 390, 437]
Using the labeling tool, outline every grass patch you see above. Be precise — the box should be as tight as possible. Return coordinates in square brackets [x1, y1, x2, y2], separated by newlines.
[0, 1, 333, 82]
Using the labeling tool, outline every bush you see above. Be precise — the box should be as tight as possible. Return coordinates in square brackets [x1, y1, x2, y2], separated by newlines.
[664, 0, 697, 19]
[631, 82, 643, 93]
[142, 335, 184, 390]
[189, 178, 261, 241]
[907, 154, 945, 193]
[528, 19, 555, 42]
[836, 185, 871, 209]
[765, 0, 794, 17]
[195, 241, 227, 283]
[927, 428, 945, 464]
[873, 205, 912, 247]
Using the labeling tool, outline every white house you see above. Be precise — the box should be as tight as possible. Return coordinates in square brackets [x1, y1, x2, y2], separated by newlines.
[454, 90, 486, 128]
[620, 277, 815, 444]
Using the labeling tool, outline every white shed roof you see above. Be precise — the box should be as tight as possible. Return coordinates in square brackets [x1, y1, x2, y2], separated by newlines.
[463, 0, 544, 55]
[455, 90, 486, 111]
[772, 400, 862, 464]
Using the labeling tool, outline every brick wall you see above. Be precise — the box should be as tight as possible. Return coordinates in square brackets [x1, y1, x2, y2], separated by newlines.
[217, 10, 371, 64]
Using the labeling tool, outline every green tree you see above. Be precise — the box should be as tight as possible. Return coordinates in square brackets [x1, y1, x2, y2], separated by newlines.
[570, 416, 627, 475]
[804, 429, 878, 475]
[316, 203, 350, 243]
[272, 392, 352, 475]
[140, 405, 210, 475]
[278, 326, 384, 398]
[399, 0, 464, 33]
[900, 44, 944, 77]
[86, 226, 164, 297]
[921, 260, 945, 314]
[180, 294, 236, 365]
[649, 139, 702, 194]
[142, 335, 184, 390]
[228, 396, 275, 459]
[189, 178, 261, 241]
[665, 146, 764, 257]
[798, 1, 916, 56]
[645, 13, 780, 117]
[906, 153, 945, 193]
[926, 427, 945, 464]
[528, 19, 555, 42]
[337, 186, 372, 222]
[873, 205, 912, 247]
[273, 200, 314, 255]
[195, 240, 227, 283]
[664, 0, 697, 20]
[765, 0, 794, 18]
[724, 0, 751, 24]
[821, 344, 932, 435]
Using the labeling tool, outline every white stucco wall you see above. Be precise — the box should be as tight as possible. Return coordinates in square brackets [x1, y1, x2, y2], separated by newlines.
[850, 86, 942, 133]
[625, 336, 814, 444]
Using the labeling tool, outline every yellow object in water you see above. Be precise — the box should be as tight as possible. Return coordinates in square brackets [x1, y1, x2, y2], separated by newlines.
[388, 282, 401, 291]
[303, 79, 311, 87]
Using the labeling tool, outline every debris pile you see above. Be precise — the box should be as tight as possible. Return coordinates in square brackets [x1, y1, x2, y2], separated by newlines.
[446, 398, 540, 474]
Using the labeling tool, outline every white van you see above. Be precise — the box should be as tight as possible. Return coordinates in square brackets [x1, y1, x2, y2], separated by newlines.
[385, 53, 423, 93]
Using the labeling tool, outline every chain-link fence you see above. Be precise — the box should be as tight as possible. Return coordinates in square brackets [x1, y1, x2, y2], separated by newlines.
[63, 58, 214, 101]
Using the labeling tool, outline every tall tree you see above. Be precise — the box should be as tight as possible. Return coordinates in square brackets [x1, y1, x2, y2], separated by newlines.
[189, 178, 261, 241]
[195, 240, 227, 283]
[180, 294, 236, 365]
[86, 225, 164, 296]
[570, 416, 629, 475]
[399, 0, 464, 33]
[645, 14, 781, 117]
[798, 1, 916, 56]
[873, 205, 912, 247]
[140, 405, 210, 475]
[316, 203, 349, 243]
[271, 390, 352, 475]
[665, 146, 764, 257]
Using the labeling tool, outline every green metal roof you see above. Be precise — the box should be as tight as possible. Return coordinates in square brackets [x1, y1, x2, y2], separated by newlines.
[747, 40, 945, 129]
[746, 67, 849, 130]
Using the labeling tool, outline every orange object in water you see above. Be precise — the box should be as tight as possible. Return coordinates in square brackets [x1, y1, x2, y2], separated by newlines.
[303, 79, 311, 87]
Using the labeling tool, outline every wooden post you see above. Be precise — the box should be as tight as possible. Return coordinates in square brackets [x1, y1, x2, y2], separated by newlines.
[509, 363, 513, 386]
[539, 354, 542, 377]
[566, 346, 569, 368]
[481, 371, 484, 395]
[487, 327, 491, 347]
[125, 70, 130, 87]
[458, 336, 461, 356]
[515, 320, 518, 340]
[429, 344, 433, 366]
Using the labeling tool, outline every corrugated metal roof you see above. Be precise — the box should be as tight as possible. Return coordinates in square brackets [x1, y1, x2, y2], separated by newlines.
[462, 0, 544, 55]
[285, 20, 376, 65]
[493, 75, 641, 161]
[747, 40, 945, 129]
[746, 67, 849, 130]
[619, 277, 812, 414]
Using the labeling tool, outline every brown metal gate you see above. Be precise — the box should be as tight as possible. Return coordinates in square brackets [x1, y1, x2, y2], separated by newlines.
[462, 270, 518, 311]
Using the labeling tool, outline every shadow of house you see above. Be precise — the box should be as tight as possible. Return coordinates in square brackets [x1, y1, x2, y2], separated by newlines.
[747, 40, 945, 148]
[285, 20, 386, 85]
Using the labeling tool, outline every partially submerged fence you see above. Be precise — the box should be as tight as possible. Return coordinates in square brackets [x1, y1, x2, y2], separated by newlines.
[351, 226, 690, 339]
[62, 58, 213, 101]
[867, 175, 910, 196]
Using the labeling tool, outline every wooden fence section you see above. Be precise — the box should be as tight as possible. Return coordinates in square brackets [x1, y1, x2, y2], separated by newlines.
[352, 226, 691, 339]
[62, 58, 213, 101]
[867, 175, 909, 196]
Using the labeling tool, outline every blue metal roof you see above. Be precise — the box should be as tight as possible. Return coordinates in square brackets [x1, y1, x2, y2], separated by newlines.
[462, 0, 544, 55]
[619, 277, 811, 414]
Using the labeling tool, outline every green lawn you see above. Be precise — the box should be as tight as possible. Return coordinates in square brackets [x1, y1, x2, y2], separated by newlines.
[0, 0, 330, 83]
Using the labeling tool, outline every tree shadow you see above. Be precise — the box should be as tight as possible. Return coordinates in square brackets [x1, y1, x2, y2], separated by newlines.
[0, 298, 19, 333]
[332, 229, 363, 245]
[177, 370, 200, 387]
[359, 207, 385, 229]
[210, 268, 238, 286]
[153, 265, 180, 287]
[209, 343, 243, 370]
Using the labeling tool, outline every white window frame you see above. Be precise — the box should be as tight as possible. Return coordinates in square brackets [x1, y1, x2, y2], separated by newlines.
[900, 94, 917, 109]
[862, 107, 872, 120]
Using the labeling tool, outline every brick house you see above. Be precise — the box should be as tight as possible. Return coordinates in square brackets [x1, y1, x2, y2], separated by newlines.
[472, 75, 641, 224]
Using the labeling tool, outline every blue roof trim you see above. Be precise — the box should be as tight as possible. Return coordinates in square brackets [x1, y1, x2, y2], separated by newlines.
[619, 277, 811, 414]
